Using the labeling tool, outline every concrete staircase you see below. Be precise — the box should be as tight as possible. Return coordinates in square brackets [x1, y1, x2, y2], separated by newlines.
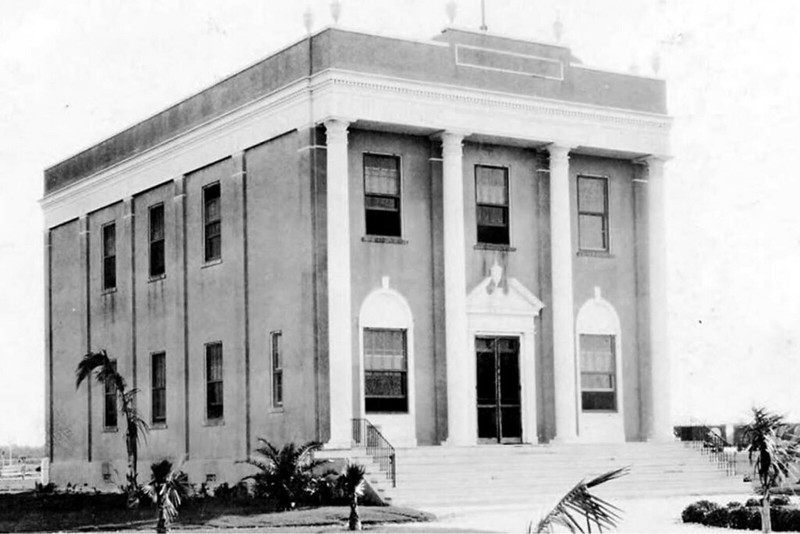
[326, 442, 751, 510]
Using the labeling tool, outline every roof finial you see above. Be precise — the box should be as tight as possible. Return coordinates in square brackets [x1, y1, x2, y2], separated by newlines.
[553, 13, 564, 43]
[330, 0, 342, 25]
[303, 6, 314, 35]
[446, 0, 457, 26]
[479, 0, 488, 31]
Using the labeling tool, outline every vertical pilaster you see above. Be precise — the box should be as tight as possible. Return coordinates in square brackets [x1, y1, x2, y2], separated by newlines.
[172, 176, 190, 457]
[324, 118, 353, 448]
[441, 131, 471, 446]
[548, 144, 578, 442]
[123, 198, 136, 392]
[644, 156, 672, 441]
[44, 230, 53, 462]
[230, 151, 251, 458]
[78, 215, 92, 461]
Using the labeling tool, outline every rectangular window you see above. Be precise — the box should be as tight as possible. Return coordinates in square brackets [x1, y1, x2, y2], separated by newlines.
[271, 331, 283, 408]
[577, 176, 609, 251]
[151, 352, 166, 424]
[203, 183, 221, 262]
[149, 204, 165, 277]
[102, 222, 116, 290]
[364, 328, 407, 413]
[364, 154, 401, 237]
[580, 334, 616, 411]
[104, 361, 118, 429]
[475, 165, 510, 245]
[205, 342, 223, 420]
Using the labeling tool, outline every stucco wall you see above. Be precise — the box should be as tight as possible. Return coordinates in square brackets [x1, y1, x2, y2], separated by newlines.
[246, 130, 320, 446]
[347, 130, 439, 445]
[569, 155, 642, 440]
[50, 220, 87, 467]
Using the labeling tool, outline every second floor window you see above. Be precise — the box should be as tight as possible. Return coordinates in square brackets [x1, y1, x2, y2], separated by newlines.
[151, 352, 166, 424]
[205, 342, 223, 420]
[102, 222, 116, 290]
[271, 331, 283, 408]
[149, 204, 165, 277]
[203, 183, 221, 262]
[475, 165, 510, 245]
[577, 176, 609, 251]
[364, 154, 401, 237]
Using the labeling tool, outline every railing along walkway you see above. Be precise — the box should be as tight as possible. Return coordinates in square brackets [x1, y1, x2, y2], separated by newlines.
[352, 418, 396, 487]
[677, 425, 738, 476]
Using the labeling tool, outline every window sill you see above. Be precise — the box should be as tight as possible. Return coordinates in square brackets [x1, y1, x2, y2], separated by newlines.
[577, 250, 613, 258]
[102, 427, 118, 433]
[474, 243, 516, 252]
[204, 418, 225, 427]
[101, 287, 117, 295]
[362, 235, 407, 245]
[151, 422, 168, 430]
[202, 258, 223, 269]
[269, 407, 285, 414]
[148, 274, 166, 283]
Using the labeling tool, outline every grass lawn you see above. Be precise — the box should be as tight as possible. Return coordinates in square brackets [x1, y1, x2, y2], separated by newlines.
[0, 492, 433, 532]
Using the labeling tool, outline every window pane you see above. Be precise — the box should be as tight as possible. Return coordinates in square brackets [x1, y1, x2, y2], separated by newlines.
[578, 177, 606, 213]
[152, 353, 166, 387]
[364, 329, 408, 413]
[477, 205, 507, 227]
[149, 205, 165, 241]
[364, 155, 400, 196]
[580, 335, 616, 411]
[104, 257, 116, 289]
[150, 241, 165, 277]
[476, 167, 508, 205]
[579, 214, 606, 250]
[365, 196, 398, 211]
[103, 224, 116, 256]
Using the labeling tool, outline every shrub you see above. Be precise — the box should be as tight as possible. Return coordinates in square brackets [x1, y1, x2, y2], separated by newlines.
[705, 507, 731, 528]
[746, 497, 761, 507]
[682, 500, 720, 523]
[772, 495, 790, 507]
[729, 506, 761, 530]
[728, 501, 744, 509]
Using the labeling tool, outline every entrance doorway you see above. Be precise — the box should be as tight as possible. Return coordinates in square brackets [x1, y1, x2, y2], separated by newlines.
[476, 336, 522, 443]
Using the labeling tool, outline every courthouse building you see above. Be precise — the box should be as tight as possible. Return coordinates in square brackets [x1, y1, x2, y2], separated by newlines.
[42, 26, 672, 485]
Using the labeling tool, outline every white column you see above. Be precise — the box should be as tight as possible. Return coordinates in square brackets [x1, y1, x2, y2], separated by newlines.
[325, 118, 353, 449]
[645, 156, 672, 441]
[549, 144, 578, 442]
[441, 131, 471, 446]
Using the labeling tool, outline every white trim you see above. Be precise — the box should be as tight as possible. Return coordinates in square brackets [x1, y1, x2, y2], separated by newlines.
[357, 280, 417, 447]
[466, 273, 544, 444]
[455, 44, 564, 81]
[571, 63, 664, 81]
[575, 287, 625, 442]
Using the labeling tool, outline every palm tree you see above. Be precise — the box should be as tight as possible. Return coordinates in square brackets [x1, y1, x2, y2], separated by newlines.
[530, 466, 629, 534]
[742, 407, 800, 533]
[241, 439, 328, 511]
[338, 462, 366, 531]
[142, 459, 191, 533]
[75, 350, 149, 500]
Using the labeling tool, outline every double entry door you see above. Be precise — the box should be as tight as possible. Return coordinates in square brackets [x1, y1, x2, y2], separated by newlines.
[476, 336, 522, 443]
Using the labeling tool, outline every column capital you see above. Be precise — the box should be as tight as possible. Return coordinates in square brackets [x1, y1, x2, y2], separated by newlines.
[323, 117, 351, 139]
[546, 143, 576, 161]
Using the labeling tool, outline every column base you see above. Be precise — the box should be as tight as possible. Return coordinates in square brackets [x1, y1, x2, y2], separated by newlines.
[550, 434, 580, 444]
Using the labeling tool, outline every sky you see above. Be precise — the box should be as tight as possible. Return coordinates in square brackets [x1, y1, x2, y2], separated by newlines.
[1, 0, 799, 445]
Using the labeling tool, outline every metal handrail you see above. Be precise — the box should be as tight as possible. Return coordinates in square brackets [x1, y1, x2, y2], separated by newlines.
[352, 418, 396, 487]
[676, 424, 738, 476]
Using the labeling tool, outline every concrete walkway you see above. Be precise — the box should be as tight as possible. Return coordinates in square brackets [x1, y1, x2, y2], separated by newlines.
[385, 493, 758, 533]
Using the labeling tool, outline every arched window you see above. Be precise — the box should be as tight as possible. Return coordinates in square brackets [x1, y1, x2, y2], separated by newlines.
[576, 288, 622, 414]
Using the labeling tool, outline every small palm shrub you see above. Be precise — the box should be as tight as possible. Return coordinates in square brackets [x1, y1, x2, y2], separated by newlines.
[338, 463, 366, 531]
[142, 460, 191, 533]
[529, 467, 629, 533]
[241, 439, 327, 511]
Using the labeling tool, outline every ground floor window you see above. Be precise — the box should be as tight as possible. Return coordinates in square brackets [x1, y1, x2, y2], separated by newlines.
[580, 334, 617, 411]
[364, 328, 407, 413]
[205, 342, 223, 420]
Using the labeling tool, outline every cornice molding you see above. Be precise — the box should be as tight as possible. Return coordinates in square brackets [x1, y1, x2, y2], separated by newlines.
[313, 69, 671, 133]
